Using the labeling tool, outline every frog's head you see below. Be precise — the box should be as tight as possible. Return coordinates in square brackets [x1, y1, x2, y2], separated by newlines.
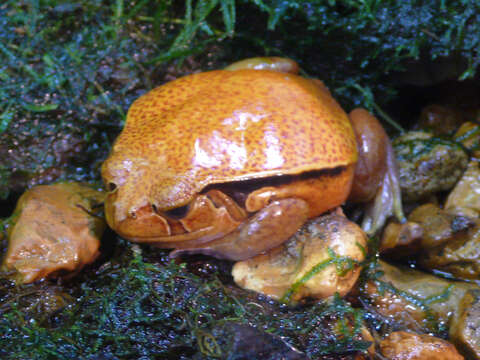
[102, 62, 357, 253]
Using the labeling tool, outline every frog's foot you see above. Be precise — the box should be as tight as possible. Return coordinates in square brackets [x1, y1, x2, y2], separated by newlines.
[170, 198, 309, 261]
[361, 138, 405, 235]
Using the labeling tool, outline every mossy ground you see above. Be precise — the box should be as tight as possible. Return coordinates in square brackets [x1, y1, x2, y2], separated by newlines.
[1, 0, 479, 358]
[0, 238, 370, 359]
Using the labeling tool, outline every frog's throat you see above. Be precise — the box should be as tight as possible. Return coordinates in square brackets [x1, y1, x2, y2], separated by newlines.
[106, 164, 355, 247]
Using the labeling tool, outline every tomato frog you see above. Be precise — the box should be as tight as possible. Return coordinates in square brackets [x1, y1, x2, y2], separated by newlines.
[101, 57, 404, 260]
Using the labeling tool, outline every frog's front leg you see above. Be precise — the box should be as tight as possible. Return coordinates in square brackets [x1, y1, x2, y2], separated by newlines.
[170, 198, 309, 261]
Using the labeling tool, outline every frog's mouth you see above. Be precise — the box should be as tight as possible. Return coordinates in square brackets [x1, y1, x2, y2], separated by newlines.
[105, 189, 247, 247]
[106, 165, 353, 252]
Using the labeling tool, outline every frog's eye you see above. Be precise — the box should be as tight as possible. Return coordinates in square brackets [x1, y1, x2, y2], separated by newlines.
[107, 182, 117, 192]
[163, 204, 190, 220]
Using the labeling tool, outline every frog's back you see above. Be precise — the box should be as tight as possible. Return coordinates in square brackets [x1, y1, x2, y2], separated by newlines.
[102, 70, 357, 210]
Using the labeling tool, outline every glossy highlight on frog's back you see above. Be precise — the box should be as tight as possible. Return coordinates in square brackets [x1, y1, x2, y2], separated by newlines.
[101, 69, 357, 217]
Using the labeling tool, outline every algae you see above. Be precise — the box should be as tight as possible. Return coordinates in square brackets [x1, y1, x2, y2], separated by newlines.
[0, 240, 370, 359]
[2, 0, 479, 198]
[1, 0, 479, 357]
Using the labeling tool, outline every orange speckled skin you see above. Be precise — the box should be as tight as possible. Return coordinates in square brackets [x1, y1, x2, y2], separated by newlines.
[102, 68, 358, 251]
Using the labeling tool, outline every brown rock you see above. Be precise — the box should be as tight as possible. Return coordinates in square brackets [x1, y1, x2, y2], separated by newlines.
[379, 331, 464, 360]
[2, 182, 105, 283]
[450, 289, 480, 359]
[232, 212, 367, 303]
[362, 261, 479, 334]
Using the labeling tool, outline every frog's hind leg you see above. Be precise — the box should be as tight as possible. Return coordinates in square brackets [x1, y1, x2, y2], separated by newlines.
[170, 198, 309, 261]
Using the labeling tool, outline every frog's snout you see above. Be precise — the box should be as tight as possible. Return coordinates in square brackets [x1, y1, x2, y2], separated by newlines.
[104, 191, 172, 241]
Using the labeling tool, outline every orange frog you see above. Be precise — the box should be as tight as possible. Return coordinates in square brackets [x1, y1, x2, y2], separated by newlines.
[102, 57, 403, 260]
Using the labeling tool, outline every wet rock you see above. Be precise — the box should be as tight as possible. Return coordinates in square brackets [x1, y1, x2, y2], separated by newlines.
[2, 182, 105, 283]
[445, 161, 480, 218]
[380, 163, 480, 280]
[214, 322, 308, 360]
[453, 122, 480, 160]
[408, 203, 475, 249]
[450, 289, 480, 359]
[379, 221, 423, 255]
[361, 261, 479, 335]
[232, 212, 367, 303]
[387, 203, 480, 280]
[418, 104, 464, 136]
[393, 131, 468, 201]
[379, 331, 464, 360]
[419, 218, 480, 280]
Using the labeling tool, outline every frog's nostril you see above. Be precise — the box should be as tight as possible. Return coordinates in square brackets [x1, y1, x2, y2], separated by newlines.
[128, 210, 137, 219]
[107, 182, 117, 192]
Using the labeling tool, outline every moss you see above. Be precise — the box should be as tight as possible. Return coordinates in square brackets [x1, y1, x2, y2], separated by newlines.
[0, 0, 197, 198]
[2, 0, 479, 198]
[394, 136, 465, 161]
[174, 0, 480, 108]
[0, 240, 370, 358]
[2, 0, 478, 357]
[281, 247, 362, 304]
